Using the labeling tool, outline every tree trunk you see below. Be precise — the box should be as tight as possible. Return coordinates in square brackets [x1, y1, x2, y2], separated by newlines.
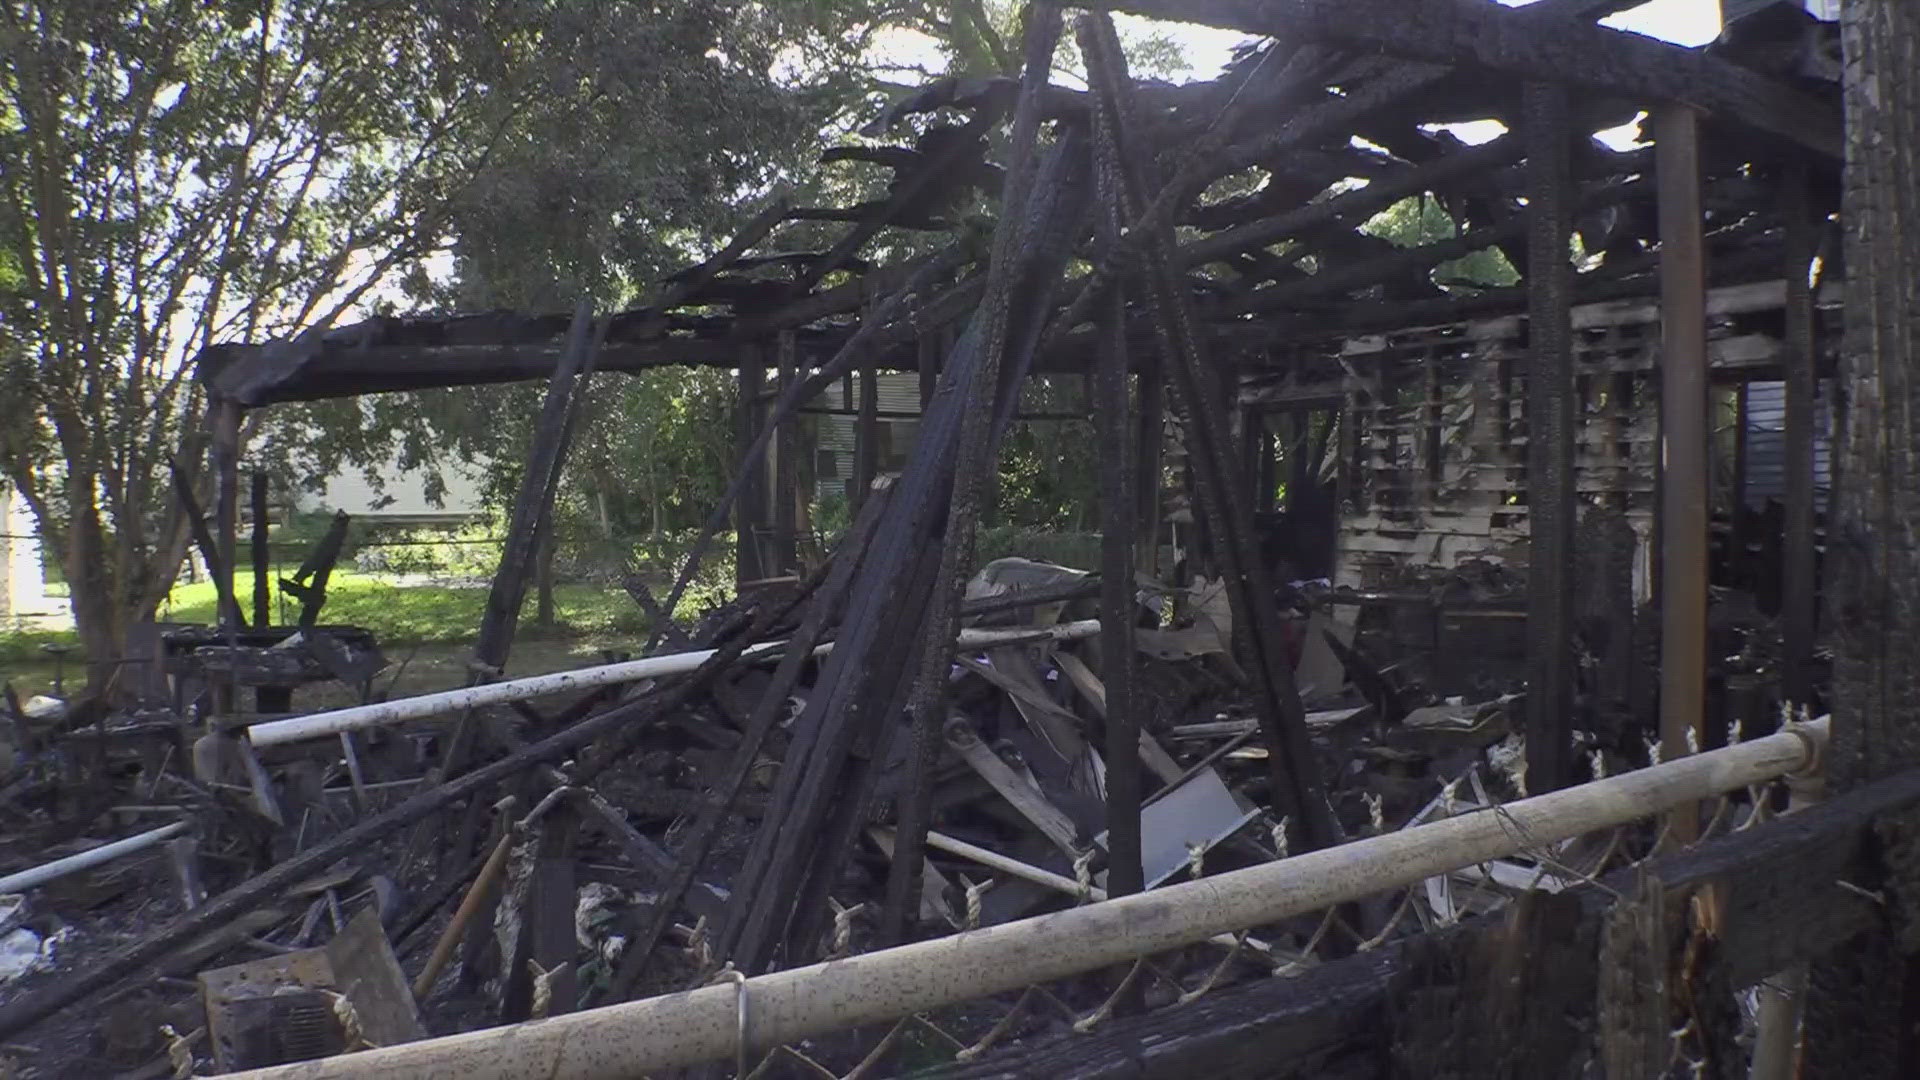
[1802, 3, 1920, 1075]
[534, 529, 557, 629]
[61, 485, 125, 697]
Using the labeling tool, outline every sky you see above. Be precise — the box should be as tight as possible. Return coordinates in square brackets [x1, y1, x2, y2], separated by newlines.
[872, 1, 1726, 149]
[1144, 0, 1725, 84]
[1117, 0, 1725, 149]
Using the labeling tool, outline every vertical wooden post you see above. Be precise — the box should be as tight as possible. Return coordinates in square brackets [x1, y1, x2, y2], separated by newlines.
[1731, 383, 1750, 590]
[210, 398, 243, 632]
[918, 327, 941, 412]
[1135, 353, 1165, 577]
[1091, 87, 1143, 901]
[1524, 82, 1577, 795]
[442, 300, 597, 785]
[1656, 108, 1709, 801]
[1256, 414, 1277, 515]
[250, 471, 271, 630]
[1781, 160, 1818, 709]
[471, 300, 596, 676]
[735, 348, 767, 584]
[856, 361, 879, 512]
[773, 330, 800, 576]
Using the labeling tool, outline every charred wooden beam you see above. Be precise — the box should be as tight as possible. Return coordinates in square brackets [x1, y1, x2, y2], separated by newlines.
[771, 331, 800, 576]
[1135, 349, 1166, 577]
[1182, 136, 1523, 270]
[1524, 82, 1578, 795]
[1082, 12, 1339, 852]
[882, 2, 1071, 950]
[1238, 225, 1785, 347]
[1090, 76, 1145, 900]
[791, 115, 996, 294]
[1041, 56, 1452, 349]
[211, 397, 244, 634]
[206, 336, 757, 406]
[735, 351, 768, 584]
[648, 243, 972, 649]
[279, 510, 349, 629]
[611, 495, 889, 997]
[721, 123, 1094, 975]
[444, 301, 601, 779]
[250, 472, 271, 629]
[737, 243, 974, 338]
[1780, 160, 1818, 710]
[169, 457, 246, 632]
[1224, 174, 1646, 315]
[1089, 0, 1841, 158]
[0, 562, 823, 1044]
[646, 190, 793, 313]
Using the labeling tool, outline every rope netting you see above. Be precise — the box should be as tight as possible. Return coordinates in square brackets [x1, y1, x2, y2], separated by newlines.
[663, 708, 1815, 1078]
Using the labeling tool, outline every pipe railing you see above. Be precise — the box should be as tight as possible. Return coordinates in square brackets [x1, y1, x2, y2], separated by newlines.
[212, 716, 1828, 1080]
[0, 822, 189, 895]
[246, 620, 1103, 749]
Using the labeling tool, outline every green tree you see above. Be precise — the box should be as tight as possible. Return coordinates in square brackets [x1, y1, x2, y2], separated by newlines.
[0, 0, 560, 684]
[0, 0, 864, 685]
[1361, 193, 1520, 290]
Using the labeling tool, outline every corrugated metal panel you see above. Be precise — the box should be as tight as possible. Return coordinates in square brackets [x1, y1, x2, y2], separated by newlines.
[876, 372, 921, 414]
[817, 414, 857, 453]
[1742, 378, 1832, 512]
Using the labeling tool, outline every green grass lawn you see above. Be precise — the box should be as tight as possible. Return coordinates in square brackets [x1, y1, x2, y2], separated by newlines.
[160, 571, 651, 644]
[2, 571, 695, 697]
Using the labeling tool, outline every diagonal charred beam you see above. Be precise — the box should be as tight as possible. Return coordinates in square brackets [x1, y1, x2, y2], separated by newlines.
[790, 115, 996, 294]
[1043, 59, 1452, 347]
[609, 488, 893, 999]
[719, 91, 1093, 978]
[1088, 0, 1841, 158]
[1182, 136, 1523, 270]
[1081, 11, 1340, 853]
[1223, 174, 1647, 315]
[645, 190, 793, 313]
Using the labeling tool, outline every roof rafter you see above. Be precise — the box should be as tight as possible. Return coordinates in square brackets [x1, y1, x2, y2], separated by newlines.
[1088, 0, 1840, 158]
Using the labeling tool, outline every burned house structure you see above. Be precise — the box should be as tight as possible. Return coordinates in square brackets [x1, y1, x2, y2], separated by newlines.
[2, 2, 1893, 1078]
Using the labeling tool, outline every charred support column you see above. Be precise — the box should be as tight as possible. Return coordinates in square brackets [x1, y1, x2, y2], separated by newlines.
[772, 331, 801, 576]
[1256, 416, 1277, 515]
[1080, 12, 1338, 852]
[210, 398, 244, 632]
[472, 300, 597, 675]
[1781, 161, 1818, 709]
[919, 324, 942, 412]
[1091, 78, 1144, 901]
[1655, 108, 1709, 796]
[1523, 83, 1577, 794]
[856, 360, 879, 511]
[250, 470, 292, 712]
[735, 349, 768, 584]
[1136, 352, 1165, 576]
[441, 301, 599, 783]
[250, 471, 272, 629]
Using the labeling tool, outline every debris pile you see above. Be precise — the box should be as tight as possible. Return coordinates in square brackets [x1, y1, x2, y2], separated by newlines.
[0, 0, 1846, 1073]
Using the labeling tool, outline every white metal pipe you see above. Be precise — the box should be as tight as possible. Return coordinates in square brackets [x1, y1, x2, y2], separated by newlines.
[922, 828, 1102, 899]
[0, 822, 189, 895]
[917, 829, 1271, 957]
[247, 620, 1103, 749]
[213, 718, 1826, 1080]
